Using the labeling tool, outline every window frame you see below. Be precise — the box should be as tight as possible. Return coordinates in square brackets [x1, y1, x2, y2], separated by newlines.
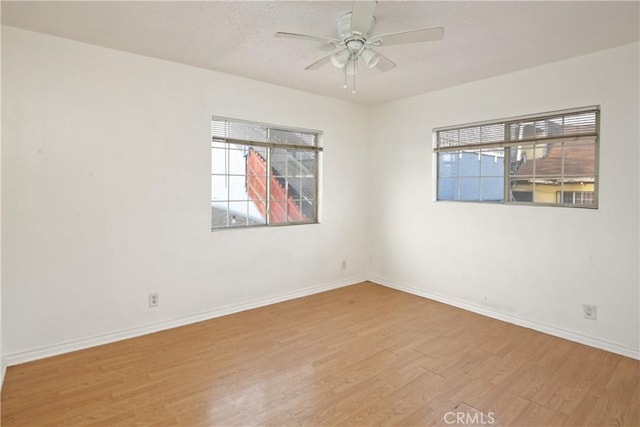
[433, 106, 600, 209]
[211, 116, 323, 230]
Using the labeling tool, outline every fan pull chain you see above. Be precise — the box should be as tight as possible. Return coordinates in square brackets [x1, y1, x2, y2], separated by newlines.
[352, 58, 357, 94]
[343, 63, 348, 90]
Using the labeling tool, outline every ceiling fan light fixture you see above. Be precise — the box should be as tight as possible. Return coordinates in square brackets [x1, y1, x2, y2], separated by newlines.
[360, 48, 380, 69]
[330, 49, 350, 68]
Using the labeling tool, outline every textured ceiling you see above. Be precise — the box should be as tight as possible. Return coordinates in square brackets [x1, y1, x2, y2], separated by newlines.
[2, 1, 639, 105]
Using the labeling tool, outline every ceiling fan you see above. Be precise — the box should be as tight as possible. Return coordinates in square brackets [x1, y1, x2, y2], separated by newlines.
[275, 0, 444, 94]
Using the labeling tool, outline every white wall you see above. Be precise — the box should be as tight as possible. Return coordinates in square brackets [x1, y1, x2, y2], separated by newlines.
[367, 42, 640, 358]
[0, 22, 3, 386]
[2, 25, 638, 366]
[1, 27, 368, 362]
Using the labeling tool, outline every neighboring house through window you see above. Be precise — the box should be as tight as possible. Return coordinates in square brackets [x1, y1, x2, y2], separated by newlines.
[434, 107, 599, 208]
[211, 117, 322, 229]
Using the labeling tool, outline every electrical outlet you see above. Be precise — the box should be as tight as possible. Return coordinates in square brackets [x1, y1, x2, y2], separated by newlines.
[341, 260, 347, 270]
[583, 304, 597, 320]
[149, 292, 159, 308]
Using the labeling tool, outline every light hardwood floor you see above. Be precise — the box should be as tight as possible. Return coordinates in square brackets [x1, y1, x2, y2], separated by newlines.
[2, 282, 638, 426]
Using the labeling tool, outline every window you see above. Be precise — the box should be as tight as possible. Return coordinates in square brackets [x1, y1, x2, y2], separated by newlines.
[434, 107, 599, 208]
[211, 117, 321, 229]
[557, 191, 594, 205]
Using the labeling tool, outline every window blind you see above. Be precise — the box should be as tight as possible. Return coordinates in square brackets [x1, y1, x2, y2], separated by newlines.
[435, 107, 599, 152]
[212, 117, 322, 151]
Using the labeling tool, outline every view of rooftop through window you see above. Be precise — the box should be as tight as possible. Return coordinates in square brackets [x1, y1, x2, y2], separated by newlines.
[434, 107, 599, 208]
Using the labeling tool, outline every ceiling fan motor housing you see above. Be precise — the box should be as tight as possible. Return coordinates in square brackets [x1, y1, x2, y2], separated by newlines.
[333, 11, 379, 72]
[346, 39, 364, 52]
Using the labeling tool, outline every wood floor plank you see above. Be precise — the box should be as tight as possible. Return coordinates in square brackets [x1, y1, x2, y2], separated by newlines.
[2, 282, 638, 426]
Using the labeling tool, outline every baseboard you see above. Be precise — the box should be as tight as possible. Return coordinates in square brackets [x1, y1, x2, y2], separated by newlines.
[4, 276, 365, 367]
[369, 275, 640, 360]
[1, 359, 6, 391]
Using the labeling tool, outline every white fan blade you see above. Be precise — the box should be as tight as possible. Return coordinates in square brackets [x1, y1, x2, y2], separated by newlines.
[350, 0, 377, 36]
[305, 53, 334, 71]
[320, 43, 337, 52]
[371, 27, 444, 46]
[370, 50, 396, 72]
[275, 32, 341, 45]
